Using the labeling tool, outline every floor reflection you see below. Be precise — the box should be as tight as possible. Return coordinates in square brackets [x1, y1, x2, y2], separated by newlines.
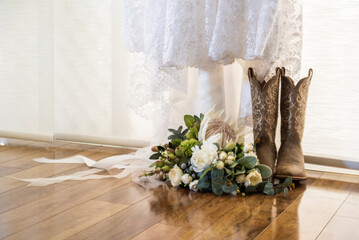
[148, 181, 309, 239]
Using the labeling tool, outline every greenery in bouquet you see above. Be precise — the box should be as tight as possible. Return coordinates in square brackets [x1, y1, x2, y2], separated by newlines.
[143, 107, 293, 197]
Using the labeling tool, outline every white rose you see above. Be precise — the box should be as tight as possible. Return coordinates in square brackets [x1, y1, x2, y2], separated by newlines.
[216, 161, 224, 169]
[235, 174, 246, 184]
[189, 180, 199, 192]
[245, 170, 262, 186]
[181, 174, 192, 185]
[243, 143, 254, 153]
[191, 141, 218, 173]
[168, 165, 183, 187]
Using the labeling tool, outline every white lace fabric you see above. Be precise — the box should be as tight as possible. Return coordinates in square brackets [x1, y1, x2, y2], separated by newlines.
[124, 0, 303, 143]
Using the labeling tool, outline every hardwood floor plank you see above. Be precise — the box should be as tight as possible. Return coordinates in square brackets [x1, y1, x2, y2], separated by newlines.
[4, 200, 128, 240]
[317, 216, 359, 240]
[131, 223, 202, 240]
[67, 188, 186, 240]
[335, 184, 359, 219]
[160, 192, 237, 231]
[0, 184, 70, 214]
[0, 166, 21, 177]
[0, 176, 131, 239]
[255, 178, 354, 240]
[0, 145, 48, 164]
[0, 145, 82, 169]
[95, 182, 163, 205]
[193, 183, 309, 240]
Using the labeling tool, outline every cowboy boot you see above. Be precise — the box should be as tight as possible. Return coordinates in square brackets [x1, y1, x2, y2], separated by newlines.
[275, 68, 313, 180]
[248, 67, 280, 173]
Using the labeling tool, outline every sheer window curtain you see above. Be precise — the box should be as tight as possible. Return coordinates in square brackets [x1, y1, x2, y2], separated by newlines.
[0, 0, 153, 147]
[0, 1, 359, 163]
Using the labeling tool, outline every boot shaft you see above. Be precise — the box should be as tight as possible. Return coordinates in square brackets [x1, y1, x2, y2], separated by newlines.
[248, 67, 280, 143]
[280, 68, 313, 143]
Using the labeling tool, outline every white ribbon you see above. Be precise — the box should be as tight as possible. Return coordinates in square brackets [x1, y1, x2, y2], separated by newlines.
[12, 147, 167, 188]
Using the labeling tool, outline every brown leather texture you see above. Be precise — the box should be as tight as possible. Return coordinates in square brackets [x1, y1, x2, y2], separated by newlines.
[276, 68, 313, 179]
[248, 68, 280, 172]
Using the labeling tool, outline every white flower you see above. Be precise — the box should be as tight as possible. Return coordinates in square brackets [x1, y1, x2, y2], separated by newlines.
[225, 159, 234, 165]
[181, 174, 192, 185]
[245, 170, 262, 186]
[219, 151, 227, 160]
[235, 174, 246, 184]
[216, 161, 224, 169]
[168, 165, 183, 187]
[189, 180, 199, 192]
[243, 143, 254, 153]
[191, 141, 218, 173]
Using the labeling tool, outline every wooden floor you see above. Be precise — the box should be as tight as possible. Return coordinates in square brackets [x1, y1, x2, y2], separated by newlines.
[0, 139, 359, 240]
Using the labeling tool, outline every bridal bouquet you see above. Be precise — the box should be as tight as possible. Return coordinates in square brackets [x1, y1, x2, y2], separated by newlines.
[143, 107, 293, 197]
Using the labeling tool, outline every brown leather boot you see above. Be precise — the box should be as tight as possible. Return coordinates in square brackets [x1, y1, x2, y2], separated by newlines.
[275, 68, 313, 180]
[248, 67, 280, 174]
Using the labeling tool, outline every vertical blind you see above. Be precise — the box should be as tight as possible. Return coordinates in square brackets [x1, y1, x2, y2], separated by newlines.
[301, 0, 359, 161]
[0, 1, 358, 161]
[0, 0, 153, 147]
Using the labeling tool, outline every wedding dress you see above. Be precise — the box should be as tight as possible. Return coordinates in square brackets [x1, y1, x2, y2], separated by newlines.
[124, 0, 303, 143]
[16, 0, 303, 187]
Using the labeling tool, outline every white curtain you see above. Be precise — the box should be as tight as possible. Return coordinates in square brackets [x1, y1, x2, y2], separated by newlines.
[0, 1, 359, 161]
[301, 1, 359, 161]
[0, 0, 153, 147]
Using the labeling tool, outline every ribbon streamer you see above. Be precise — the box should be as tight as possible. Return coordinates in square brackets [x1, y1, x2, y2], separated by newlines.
[12, 147, 167, 189]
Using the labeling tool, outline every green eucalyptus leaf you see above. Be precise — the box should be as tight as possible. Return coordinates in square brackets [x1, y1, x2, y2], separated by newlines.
[276, 187, 284, 194]
[264, 182, 274, 191]
[283, 177, 293, 187]
[263, 188, 275, 196]
[238, 156, 257, 169]
[211, 177, 223, 196]
[255, 164, 273, 179]
[222, 180, 238, 193]
[198, 175, 211, 189]
[283, 187, 289, 198]
[200, 113, 204, 121]
[211, 168, 224, 179]
[149, 162, 156, 168]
